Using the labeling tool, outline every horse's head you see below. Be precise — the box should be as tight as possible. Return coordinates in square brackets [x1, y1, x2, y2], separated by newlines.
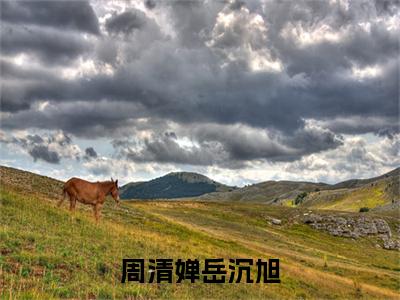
[110, 178, 120, 205]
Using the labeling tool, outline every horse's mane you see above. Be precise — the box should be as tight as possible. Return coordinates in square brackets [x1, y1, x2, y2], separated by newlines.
[96, 180, 114, 184]
[97, 181, 116, 194]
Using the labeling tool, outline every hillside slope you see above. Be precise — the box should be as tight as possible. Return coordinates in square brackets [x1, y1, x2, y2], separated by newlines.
[199, 168, 399, 212]
[200, 180, 327, 203]
[329, 168, 400, 190]
[303, 172, 399, 212]
[1, 166, 400, 299]
[0, 165, 63, 199]
[120, 171, 235, 199]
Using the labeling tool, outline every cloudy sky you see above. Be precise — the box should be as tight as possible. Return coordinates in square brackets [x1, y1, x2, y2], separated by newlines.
[0, 0, 399, 186]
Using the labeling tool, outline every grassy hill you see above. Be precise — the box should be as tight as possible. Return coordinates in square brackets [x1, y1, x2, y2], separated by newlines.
[120, 172, 235, 200]
[0, 165, 63, 200]
[1, 166, 400, 299]
[303, 172, 399, 212]
[199, 168, 399, 213]
[199, 180, 327, 203]
[329, 168, 400, 190]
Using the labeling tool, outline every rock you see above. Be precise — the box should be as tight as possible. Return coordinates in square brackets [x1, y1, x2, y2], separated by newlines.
[303, 213, 394, 247]
[304, 214, 322, 224]
[374, 219, 391, 237]
[383, 239, 400, 250]
[271, 218, 282, 225]
[335, 217, 347, 225]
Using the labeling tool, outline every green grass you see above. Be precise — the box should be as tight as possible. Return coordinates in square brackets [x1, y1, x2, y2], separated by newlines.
[0, 190, 273, 299]
[310, 183, 388, 212]
[1, 166, 399, 299]
[282, 199, 295, 207]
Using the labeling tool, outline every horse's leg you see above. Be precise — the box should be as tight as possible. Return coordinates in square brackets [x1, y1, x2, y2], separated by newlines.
[94, 203, 102, 223]
[69, 196, 77, 212]
[57, 189, 67, 207]
[92, 204, 97, 221]
[72, 198, 77, 212]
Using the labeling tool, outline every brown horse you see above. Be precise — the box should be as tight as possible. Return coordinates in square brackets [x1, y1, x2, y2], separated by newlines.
[58, 177, 120, 222]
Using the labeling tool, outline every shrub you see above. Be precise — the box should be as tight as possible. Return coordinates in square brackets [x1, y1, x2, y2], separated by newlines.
[294, 192, 308, 205]
[359, 207, 369, 212]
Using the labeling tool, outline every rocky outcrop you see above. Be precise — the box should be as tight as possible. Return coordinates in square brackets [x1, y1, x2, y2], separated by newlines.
[265, 216, 282, 225]
[382, 237, 400, 250]
[271, 218, 282, 225]
[303, 213, 399, 250]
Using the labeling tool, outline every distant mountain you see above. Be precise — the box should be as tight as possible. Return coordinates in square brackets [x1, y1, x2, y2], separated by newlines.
[120, 172, 236, 200]
[199, 180, 328, 203]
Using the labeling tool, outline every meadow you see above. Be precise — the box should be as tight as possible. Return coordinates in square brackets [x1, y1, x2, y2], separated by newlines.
[0, 166, 399, 299]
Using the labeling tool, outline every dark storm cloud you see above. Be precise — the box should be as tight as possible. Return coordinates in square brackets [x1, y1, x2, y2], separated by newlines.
[105, 9, 148, 35]
[278, 23, 399, 78]
[0, 0, 399, 168]
[229, 1, 245, 11]
[165, 0, 225, 47]
[26, 134, 44, 145]
[281, 126, 343, 156]
[0, 24, 92, 65]
[85, 147, 98, 158]
[378, 128, 399, 140]
[164, 131, 177, 139]
[259, 0, 399, 73]
[0, 134, 42, 148]
[0, 132, 75, 164]
[0, 100, 147, 137]
[123, 133, 221, 166]
[1, 0, 99, 35]
[1, 86, 31, 112]
[2, 1, 396, 129]
[191, 123, 343, 162]
[317, 115, 399, 137]
[374, 0, 400, 15]
[145, 0, 157, 10]
[1, 59, 57, 81]
[114, 123, 343, 167]
[1, 73, 76, 112]
[2, 1, 398, 120]
[191, 124, 291, 162]
[28, 145, 60, 164]
[0, 0, 97, 67]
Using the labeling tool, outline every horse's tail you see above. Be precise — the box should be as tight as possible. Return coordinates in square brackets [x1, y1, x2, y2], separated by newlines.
[58, 185, 68, 207]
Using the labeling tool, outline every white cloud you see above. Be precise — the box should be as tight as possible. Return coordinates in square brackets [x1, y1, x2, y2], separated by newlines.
[207, 5, 282, 72]
[281, 22, 344, 47]
[351, 64, 382, 80]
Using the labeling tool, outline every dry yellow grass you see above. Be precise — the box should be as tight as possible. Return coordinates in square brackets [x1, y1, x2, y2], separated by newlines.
[1, 166, 399, 299]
